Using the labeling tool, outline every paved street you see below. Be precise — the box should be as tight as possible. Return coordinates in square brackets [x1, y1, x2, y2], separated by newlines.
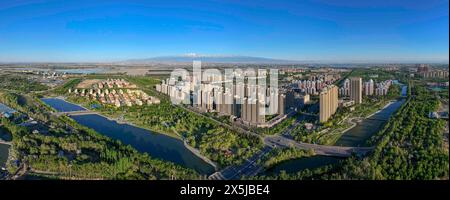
[209, 146, 272, 180]
[264, 135, 374, 157]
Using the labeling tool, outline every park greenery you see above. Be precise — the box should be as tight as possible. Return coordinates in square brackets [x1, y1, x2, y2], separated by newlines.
[289, 83, 402, 145]
[2, 68, 447, 180]
[57, 76, 263, 167]
[53, 78, 82, 95]
[344, 68, 397, 82]
[262, 148, 315, 169]
[0, 74, 49, 93]
[0, 91, 202, 180]
[255, 116, 295, 135]
[253, 83, 449, 180]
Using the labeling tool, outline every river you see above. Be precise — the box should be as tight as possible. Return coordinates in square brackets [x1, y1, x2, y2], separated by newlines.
[41, 98, 86, 112]
[41, 98, 215, 175]
[265, 85, 408, 176]
[0, 144, 9, 168]
[334, 99, 405, 147]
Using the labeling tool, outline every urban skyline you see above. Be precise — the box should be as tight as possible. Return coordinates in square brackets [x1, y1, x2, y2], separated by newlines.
[0, 0, 448, 192]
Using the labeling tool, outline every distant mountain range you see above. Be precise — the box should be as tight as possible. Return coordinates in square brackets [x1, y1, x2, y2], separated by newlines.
[120, 55, 299, 64]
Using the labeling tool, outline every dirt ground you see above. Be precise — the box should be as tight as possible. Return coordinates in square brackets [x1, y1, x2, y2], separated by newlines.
[109, 68, 151, 76]
[77, 79, 102, 88]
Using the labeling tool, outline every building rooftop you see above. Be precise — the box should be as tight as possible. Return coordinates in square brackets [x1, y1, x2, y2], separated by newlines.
[0, 103, 16, 114]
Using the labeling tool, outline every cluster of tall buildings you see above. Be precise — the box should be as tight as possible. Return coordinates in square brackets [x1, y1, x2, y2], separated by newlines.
[156, 71, 287, 127]
[416, 64, 449, 78]
[374, 80, 393, 96]
[340, 77, 393, 99]
[417, 64, 429, 73]
[319, 85, 338, 123]
[292, 74, 340, 95]
[281, 68, 306, 73]
[419, 70, 449, 78]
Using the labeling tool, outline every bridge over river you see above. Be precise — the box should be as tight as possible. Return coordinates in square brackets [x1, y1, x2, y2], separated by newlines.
[209, 135, 374, 180]
[264, 135, 374, 157]
[55, 110, 98, 116]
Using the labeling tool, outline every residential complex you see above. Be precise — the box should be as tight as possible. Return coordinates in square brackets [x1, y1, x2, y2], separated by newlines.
[319, 85, 338, 123]
[68, 79, 160, 107]
[364, 79, 375, 96]
[340, 78, 394, 97]
[291, 74, 341, 95]
[350, 77, 363, 104]
[156, 71, 286, 127]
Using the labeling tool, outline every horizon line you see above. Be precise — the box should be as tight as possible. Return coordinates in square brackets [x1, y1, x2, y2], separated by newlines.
[0, 54, 449, 65]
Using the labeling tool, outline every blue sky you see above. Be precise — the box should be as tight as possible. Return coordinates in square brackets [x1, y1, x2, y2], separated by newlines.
[0, 0, 448, 62]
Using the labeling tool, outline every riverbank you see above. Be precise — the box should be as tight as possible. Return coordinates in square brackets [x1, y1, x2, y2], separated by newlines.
[58, 96, 184, 140]
[42, 97, 218, 174]
[0, 143, 11, 170]
[261, 97, 406, 176]
[338, 100, 397, 139]
[317, 99, 399, 146]
[82, 107, 217, 168]
[364, 100, 395, 119]
[334, 99, 405, 147]
[182, 140, 219, 171]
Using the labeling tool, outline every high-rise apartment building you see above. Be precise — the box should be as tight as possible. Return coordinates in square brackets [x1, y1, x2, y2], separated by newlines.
[364, 79, 374, 96]
[350, 77, 362, 104]
[319, 85, 338, 123]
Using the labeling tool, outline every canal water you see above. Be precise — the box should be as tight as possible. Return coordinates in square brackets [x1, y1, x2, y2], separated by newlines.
[54, 68, 107, 74]
[0, 144, 9, 168]
[265, 86, 408, 176]
[41, 98, 86, 112]
[41, 98, 215, 175]
[334, 99, 405, 147]
[335, 85, 407, 147]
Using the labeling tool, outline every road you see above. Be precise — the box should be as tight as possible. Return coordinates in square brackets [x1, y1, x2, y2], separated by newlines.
[179, 105, 261, 138]
[208, 115, 373, 179]
[0, 140, 12, 146]
[209, 132, 374, 180]
[53, 101, 375, 180]
[179, 104, 375, 179]
[209, 146, 272, 180]
[57, 110, 98, 116]
[264, 135, 373, 157]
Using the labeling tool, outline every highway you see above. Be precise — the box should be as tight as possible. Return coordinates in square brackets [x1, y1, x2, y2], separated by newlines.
[269, 116, 374, 157]
[208, 114, 374, 180]
[0, 140, 12, 146]
[264, 135, 373, 157]
[57, 110, 98, 116]
[55, 102, 374, 180]
[209, 146, 272, 180]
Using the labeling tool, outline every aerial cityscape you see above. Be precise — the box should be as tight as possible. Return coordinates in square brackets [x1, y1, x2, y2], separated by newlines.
[0, 0, 448, 186]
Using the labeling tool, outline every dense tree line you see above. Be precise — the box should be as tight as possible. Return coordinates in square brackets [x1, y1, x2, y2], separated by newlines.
[253, 83, 448, 180]
[262, 148, 315, 169]
[92, 100, 263, 167]
[1, 91, 202, 179]
[0, 91, 51, 122]
[62, 76, 263, 167]
[53, 78, 82, 95]
[0, 74, 49, 93]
